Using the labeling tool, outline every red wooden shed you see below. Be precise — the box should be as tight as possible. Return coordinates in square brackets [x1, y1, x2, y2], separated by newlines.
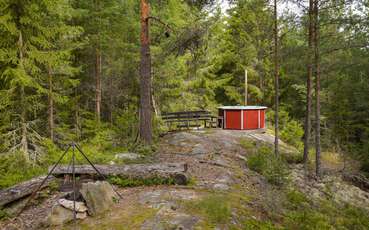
[218, 106, 267, 130]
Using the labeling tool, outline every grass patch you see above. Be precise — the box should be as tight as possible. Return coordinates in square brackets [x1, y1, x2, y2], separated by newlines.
[183, 194, 231, 227]
[0, 209, 9, 220]
[108, 176, 176, 187]
[322, 151, 344, 167]
[282, 189, 369, 230]
[78, 205, 157, 230]
[187, 177, 198, 186]
[240, 138, 257, 151]
[241, 219, 280, 230]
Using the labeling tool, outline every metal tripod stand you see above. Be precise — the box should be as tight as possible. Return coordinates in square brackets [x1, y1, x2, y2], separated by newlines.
[17, 142, 122, 225]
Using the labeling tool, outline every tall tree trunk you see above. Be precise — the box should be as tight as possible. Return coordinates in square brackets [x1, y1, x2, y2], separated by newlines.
[75, 88, 81, 141]
[18, 31, 29, 161]
[303, 0, 314, 168]
[20, 86, 28, 158]
[314, 0, 322, 178]
[139, 0, 152, 144]
[48, 65, 54, 142]
[95, 47, 102, 123]
[109, 75, 113, 125]
[274, 0, 279, 155]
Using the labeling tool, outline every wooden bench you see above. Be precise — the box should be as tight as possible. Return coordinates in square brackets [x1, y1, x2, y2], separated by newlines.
[161, 110, 218, 131]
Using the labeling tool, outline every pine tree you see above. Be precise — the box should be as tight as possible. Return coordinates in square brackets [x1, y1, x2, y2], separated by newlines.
[303, 0, 314, 168]
[0, 0, 81, 159]
[139, 0, 152, 144]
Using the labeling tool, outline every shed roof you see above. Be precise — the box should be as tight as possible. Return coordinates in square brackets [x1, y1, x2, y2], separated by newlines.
[218, 106, 267, 110]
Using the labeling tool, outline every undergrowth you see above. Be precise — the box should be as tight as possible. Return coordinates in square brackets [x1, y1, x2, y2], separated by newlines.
[108, 176, 176, 187]
[0, 209, 8, 220]
[246, 144, 289, 186]
[0, 152, 46, 189]
[282, 190, 369, 230]
[183, 194, 231, 227]
[0, 129, 156, 189]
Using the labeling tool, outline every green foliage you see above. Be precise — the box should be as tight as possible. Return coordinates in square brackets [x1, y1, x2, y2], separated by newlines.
[280, 120, 304, 151]
[246, 146, 289, 186]
[0, 0, 82, 161]
[281, 150, 304, 164]
[282, 189, 369, 230]
[184, 194, 231, 226]
[285, 190, 309, 209]
[0, 152, 45, 189]
[186, 177, 197, 186]
[0, 209, 9, 220]
[113, 107, 139, 144]
[132, 143, 157, 156]
[239, 138, 257, 151]
[285, 209, 331, 230]
[241, 219, 279, 230]
[268, 108, 304, 150]
[108, 176, 176, 187]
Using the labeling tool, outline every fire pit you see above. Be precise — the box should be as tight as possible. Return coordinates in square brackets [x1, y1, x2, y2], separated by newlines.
[218, 106, 267, 130]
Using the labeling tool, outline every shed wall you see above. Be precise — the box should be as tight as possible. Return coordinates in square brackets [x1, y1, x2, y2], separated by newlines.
[225, 110, 241, 129]
[222, 108, 266, 130]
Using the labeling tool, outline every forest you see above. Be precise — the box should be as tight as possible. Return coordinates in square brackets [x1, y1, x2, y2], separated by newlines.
[1, 0, 369, 226]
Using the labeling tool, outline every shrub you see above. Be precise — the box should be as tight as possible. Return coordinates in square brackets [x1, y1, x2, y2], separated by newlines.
[109, 176, 176, 187]
[285, 210, 331, 230]
[281, 151, 304, 164]
[241, 219, 279, 230]
[0, 209, 8, 220]
[268, 107, 304, 151]
[247, 147, 289, 186]
[0, 152, 45, 189]
[285, 190, 309, 210]
[282, 189, 369, 230]
[280, 120, 304, 150]
[338, 204, 369, 229]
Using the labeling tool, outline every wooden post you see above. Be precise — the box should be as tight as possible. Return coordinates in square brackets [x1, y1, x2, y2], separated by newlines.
[244, 69, 248, 106]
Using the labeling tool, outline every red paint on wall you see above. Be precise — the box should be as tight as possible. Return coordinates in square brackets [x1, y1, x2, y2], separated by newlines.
[219, 107, 266, 130]
[225, 110, 241, 129]
[260, 110, 265, 128]
[243, 110, 259, 129]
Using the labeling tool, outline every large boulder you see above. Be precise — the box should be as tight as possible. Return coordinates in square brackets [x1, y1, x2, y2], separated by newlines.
[80, 181, 118, 216]
[48, 205, 87, 226]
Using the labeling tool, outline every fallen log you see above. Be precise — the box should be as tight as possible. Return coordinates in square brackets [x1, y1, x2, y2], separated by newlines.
[50, 163, 188, 185]
[0, 175, 56, 207]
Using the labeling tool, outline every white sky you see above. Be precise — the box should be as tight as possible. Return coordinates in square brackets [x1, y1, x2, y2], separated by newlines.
[215, 0, 303, 16]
